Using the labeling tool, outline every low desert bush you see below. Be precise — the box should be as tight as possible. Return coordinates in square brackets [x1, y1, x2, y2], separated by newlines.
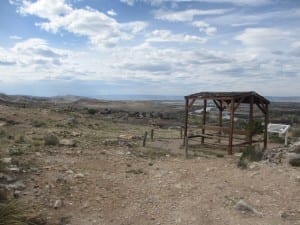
[44, 134, 59, 146]
[31, 120, 46, 128]
[289, 158, 300, 167]
[0, 200, 46, 225]
[87, 108, 98, 115]
[0, 200, 28, 225]
[238, 145, 263, 169]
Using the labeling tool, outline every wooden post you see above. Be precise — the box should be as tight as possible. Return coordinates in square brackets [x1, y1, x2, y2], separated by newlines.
[143, 131, 148, 147]
[249, 95, 254, 145]
[218, 101, 223, 143]
[184, 136, 188, 159]
[184, 97, 189, 156]
[151, 129, 154, 141]
[201, 99, 207, 144]
[228, 99, 235, 155]
[180, 126, 183, 139]
[264, 104, 269, 150]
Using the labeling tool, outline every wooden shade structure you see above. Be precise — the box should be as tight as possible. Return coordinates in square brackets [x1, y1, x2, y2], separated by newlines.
[184, 91, 270, 156]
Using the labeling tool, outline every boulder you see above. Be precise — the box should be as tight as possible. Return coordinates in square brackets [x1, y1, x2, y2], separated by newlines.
[287, 153, 300, 167]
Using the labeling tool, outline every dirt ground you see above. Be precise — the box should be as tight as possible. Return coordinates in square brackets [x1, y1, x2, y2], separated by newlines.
[0, 103, 299, 225]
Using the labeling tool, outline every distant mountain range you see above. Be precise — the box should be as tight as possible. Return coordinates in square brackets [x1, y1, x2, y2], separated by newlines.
[1, 93, 300, 103]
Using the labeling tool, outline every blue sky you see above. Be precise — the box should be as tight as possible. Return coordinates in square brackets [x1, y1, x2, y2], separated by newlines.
[0, 0, 300, 97]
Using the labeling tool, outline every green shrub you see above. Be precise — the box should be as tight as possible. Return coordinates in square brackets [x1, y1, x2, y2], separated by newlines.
[0, 200, 46, 225]
[126, 169, 146, 175]
[291, 128, 300, 138]
[31, 120, 46, 128]
[0, 130, 5, 138]
[0, 200, 28, 225]
[87, 108, 98, 115]
[245, 120, 264, 136]
[44, 134, 59, 146]
[238, 145, 263, 169]
[289, 158, 300, 167]
[15, 135, 25, 144]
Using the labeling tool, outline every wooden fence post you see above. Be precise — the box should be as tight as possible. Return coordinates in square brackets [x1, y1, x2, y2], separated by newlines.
[143, 131, 148, 147]
[151, 129, 154, 141]
[184, 136, 188, 158]
[180, 126, 183, 139]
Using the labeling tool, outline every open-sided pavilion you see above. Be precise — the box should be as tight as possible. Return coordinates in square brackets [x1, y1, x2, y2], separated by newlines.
[183, 91, 270, 156]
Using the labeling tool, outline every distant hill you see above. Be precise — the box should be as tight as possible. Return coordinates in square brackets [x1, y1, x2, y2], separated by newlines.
[267, 96, 300, 103]
[1, 93, 300, 104]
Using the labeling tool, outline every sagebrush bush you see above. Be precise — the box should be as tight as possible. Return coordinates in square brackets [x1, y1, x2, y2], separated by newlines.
[238, 145, 263, 169]
[44, 134, 59, 146]
[87, 108, 98, 115]
[0, 200, 28, 225]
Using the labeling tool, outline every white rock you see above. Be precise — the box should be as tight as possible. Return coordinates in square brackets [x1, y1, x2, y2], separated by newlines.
[54, 199, 62, 209]
[74, 173, 84, 178]
[1, 157, 12, 163]
[59, 139, 76, 147]
[287, 153, 300, 160]
[8, 167, 20, 172]
[235, 199, 262, 216]
[7, 181, 26, 190]
[65, 169, 74, 174]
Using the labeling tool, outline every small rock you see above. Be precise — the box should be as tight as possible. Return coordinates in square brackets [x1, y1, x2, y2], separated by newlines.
[59, 139, 76, 147]
[295, 176, 300, 182]
[0, 173, 16, 182]
[82, 201, 89, 209]
[7, 181, 26, 190]
[71, 131, 81, 137]
[235, 199, 262, 216]
[66, 117, 77, 127]
[249, 162, 260, 170]
[74, 173, 84, 178]
[1, 157, 12, 164]
[54, 199, 62, 209]
[287, 153, 300, 167]
[234, 153, 243, 158]
[65, 169, 74, 174]
[8, 167, 20, 172]
[287, 153, 300, 160]
[13, 190, 21, 198]
[56, 175, 66, 183]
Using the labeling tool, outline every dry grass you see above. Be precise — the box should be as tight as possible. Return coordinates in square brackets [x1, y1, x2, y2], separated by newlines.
[0, 200, 29, 225]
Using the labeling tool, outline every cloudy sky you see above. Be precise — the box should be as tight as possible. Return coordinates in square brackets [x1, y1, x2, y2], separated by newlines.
[0, 0, 299, 97]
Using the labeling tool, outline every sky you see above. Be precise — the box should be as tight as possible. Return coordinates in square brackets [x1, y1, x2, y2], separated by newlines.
[0, 0, 300, 97]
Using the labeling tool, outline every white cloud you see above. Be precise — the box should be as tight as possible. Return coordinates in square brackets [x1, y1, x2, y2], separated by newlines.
[120, 0, 272, 6]
[235, 28, 291, 47]
[19, 0, 72, 19]
[192, 21, 217, 36]
[292, 41, 300, 49]
[154, 8, 229, 22]
[17, 0, 147, 48]
[120, 0, 135, 6]
[107, 9, 117, 17]
[0, 38, 73, 81]
[9, 35, 22, 40]
[146, 29, 207, 43]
